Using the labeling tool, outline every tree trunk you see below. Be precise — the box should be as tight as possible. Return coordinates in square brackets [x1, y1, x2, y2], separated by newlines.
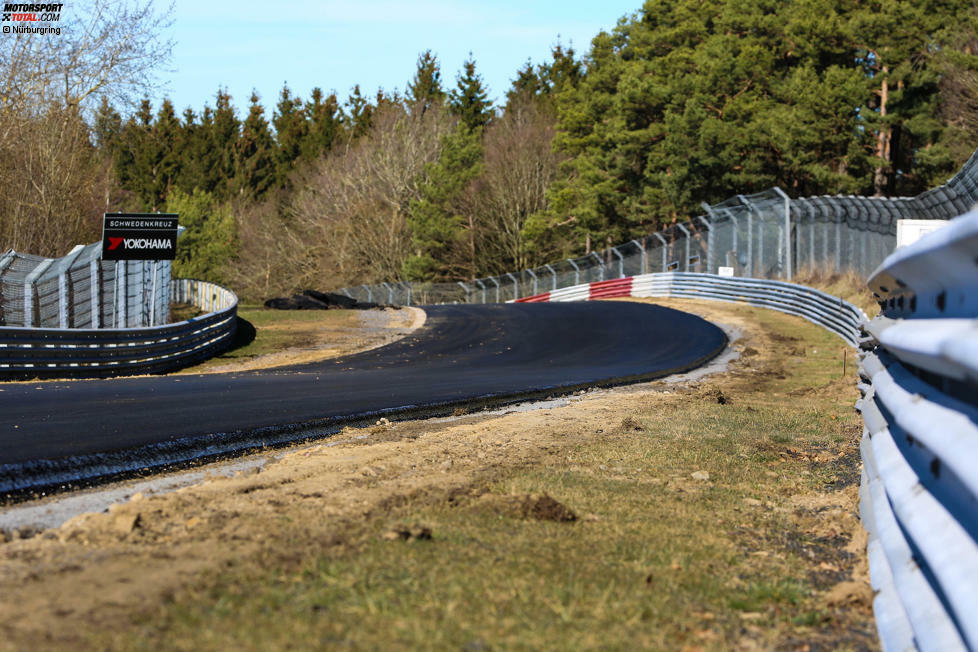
[874, 66, 890, 197]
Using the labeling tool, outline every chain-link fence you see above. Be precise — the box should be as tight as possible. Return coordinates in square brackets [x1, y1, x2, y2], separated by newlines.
[337, 149, 978, 305]
[0, 241, 172, 328]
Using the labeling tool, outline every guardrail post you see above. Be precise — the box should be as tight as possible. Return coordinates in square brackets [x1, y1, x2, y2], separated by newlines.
[544, 264, 557, 291]
[474, 279, 486, 304]
[653, 233, 668, 272]
[525, 269, 538, 295]
[630, 239, 647, 275]
[676, 223, 692, 271]
[567, 258, 581, 285]
[696, 216, 713, 274]
[588, 251, 604, 281]
[489, 276, 500, 303]
[773, 188, 792, 280]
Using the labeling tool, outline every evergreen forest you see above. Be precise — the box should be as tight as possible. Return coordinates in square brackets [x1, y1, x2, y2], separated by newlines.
[3, 0, 978, 300]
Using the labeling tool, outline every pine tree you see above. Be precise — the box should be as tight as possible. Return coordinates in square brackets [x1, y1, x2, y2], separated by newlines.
[234, 92, 276, 199]
[407, 50, 446, 114]
[175, 107, 202, 194]
[302, 88, 342, 159]
[450, 54, 493, 131]
[151, 99, 182, 207]
[403, 126, 484, 281]
[210, 89, 240, 201]
[272, 84, 308, 186]
[115, 99, 156, 209]
[346, 85, 373, 138]
[505, 60, 542, 109]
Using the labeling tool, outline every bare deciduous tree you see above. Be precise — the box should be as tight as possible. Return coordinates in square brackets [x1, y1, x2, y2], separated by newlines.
[281, 102, 454, 291]
[457, 99, 562, 276]
[0, 0, 173, 255]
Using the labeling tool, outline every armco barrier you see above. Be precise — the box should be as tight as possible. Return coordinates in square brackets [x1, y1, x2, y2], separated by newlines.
[515, 271, 866, 346]
[0, 279, 237, 379]
[516, 220, 978, 650]
[857, 211, 978, 651]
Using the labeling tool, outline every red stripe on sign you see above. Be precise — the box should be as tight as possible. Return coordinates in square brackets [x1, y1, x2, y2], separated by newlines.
[589, 277, 634, 300]
[515, 291, 551, 303]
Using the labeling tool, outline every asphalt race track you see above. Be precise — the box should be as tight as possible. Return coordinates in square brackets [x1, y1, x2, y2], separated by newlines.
[0, 302, 726, 493]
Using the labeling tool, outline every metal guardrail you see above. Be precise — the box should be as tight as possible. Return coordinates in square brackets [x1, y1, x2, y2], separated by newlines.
[0, 279, 237, 379]
[513, 271, 866, 347]
[513, 217, 978, 650]
[857, 210, 978, 651]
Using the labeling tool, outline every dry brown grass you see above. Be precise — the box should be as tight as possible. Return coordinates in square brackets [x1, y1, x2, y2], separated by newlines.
[0, 299, 876, 651]
[792, 266, 879, 317]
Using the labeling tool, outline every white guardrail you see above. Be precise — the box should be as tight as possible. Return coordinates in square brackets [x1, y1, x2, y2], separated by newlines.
[0, 279, 238, 379]
[859, 210, 978, 651]
[514, 220, 978, 650]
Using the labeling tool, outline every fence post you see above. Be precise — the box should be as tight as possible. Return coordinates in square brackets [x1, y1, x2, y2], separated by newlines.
[696, 216, 713, 274]
[653, 233, 668, 271]
[57, 245, 85, 329]
[719, 208, 740, 270]
[361, 284, 373, 303]
[150, 260, 159, 326]
[610, 247, 624, 278]
[474, 279, 486, 304]
[630, 239, 647, 275]
[340, 288, 353, 299]
[676, 223, 691, 272]
[772, 188, 792, 280]
[588, 251, 604, 281]
[567, 258, 581, 285]
[525, 269, 538, 295]
[381, 282, 394, 305]
[24, 259, 55, 328]
[506, 272, 519, 300]
[90, 258, 101, 328]
[0, 252, 15, 325]
[738, 195, 754, 277]
[544, 264, 557, 291]
[489, 276, 500, 303]
[457, 281, 471, 303]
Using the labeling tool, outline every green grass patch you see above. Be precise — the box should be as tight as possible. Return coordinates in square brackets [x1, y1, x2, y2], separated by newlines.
[95, 306, 874, 650]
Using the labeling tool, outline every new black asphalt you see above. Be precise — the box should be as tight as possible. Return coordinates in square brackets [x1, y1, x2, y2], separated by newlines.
[0, 302, 725, 490]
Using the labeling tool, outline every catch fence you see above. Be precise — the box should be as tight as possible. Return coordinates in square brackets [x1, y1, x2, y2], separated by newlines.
[0, 241, 171, 328]
[337, 150, 978, 305]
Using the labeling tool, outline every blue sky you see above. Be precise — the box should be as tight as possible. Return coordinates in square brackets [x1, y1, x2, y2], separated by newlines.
[160, 1, 641, 114]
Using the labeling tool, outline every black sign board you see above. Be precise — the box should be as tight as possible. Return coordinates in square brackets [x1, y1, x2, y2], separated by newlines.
[102, 213, 179, 261]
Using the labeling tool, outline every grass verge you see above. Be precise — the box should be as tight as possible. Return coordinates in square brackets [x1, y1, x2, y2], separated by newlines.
[68, 302, 876, 651]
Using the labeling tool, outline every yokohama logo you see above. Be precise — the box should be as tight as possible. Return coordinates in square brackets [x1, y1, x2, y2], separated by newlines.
[108, 237, 173, 250]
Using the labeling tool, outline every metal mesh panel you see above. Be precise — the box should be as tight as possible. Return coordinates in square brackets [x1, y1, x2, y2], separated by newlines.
[333, 151, 978, 305]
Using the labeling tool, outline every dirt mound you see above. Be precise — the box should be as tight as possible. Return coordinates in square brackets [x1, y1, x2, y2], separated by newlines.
[475, 493, 577, 522]
[264, 289, 386, 311]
